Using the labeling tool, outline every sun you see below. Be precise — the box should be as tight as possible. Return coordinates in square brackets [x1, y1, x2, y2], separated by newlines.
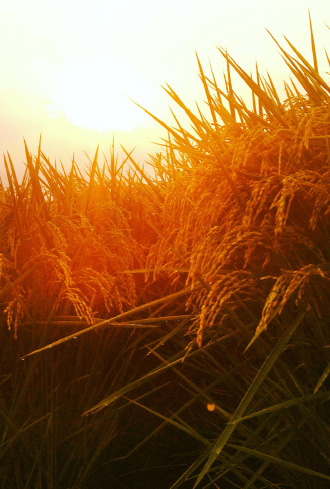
[49, 55, 151, 132]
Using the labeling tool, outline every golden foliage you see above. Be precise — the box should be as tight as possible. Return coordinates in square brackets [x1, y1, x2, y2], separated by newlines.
[2, 23, 330, 349]
[0, 151, 144, 333]
[142, 27, 330, 346]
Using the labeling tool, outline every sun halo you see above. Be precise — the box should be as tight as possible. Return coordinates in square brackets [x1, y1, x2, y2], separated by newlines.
[49, 56, 152, 133]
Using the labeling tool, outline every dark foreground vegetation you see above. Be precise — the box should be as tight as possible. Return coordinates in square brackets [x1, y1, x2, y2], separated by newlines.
[1, 17, 330, 488]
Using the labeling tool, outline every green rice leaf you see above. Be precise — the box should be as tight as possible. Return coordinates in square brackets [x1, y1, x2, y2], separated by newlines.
[227, 443, 330, 481]
[314, 359, 330, 394]
[193, 311, 305, 487]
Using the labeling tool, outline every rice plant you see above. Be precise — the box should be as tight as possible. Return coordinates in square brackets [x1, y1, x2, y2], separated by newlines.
[1, 14, 330, 489]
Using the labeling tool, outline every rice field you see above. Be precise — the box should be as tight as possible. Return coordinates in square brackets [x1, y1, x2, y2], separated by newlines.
[1, 18, 330, 488]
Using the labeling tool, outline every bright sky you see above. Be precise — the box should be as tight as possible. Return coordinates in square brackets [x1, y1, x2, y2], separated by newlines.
[0, 0, 329, 181]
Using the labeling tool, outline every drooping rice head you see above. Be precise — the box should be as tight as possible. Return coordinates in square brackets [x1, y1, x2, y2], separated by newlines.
[142, 19, 330, 348]
[0, 141, 146, 337]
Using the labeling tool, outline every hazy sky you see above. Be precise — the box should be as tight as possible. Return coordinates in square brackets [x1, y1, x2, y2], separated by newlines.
[0, 0, 329, 181]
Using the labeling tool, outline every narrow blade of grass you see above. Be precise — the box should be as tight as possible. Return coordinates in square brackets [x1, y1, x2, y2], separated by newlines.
[314, 359, 330, 394]
[227, 443, 330, 482]
[21, 287, 196, 359]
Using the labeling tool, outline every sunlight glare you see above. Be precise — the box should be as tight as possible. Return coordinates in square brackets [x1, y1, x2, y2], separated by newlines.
[49, 55, 152, 132]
